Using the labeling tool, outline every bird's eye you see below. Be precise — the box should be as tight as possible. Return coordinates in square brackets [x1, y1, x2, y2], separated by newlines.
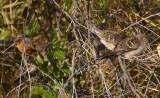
[143, 38, 146, 41]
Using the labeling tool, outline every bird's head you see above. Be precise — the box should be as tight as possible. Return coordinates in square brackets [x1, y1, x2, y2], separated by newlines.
[14, 34, 24, 45]
[136, 34, 149, 46]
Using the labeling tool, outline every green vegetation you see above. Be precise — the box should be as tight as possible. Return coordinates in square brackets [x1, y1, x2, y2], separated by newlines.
[0, 0, 160, 97]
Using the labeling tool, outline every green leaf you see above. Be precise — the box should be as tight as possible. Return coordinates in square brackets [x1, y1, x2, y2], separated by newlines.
[54, 51, 65, 59]
[42, 92, 50, 98]
[54, 79, 61, 89]
[74, 78, 78, 83]
[61, 69, 71, 74]
[24, 20, 39, 35]
[32, 86, 46, 95]
[32, 86, 39, 94]
[49, 94, 56, 98]
[0, 28, 11, 40]
[39, 87, 47, 94]
[51, 27, 57, 41]
[54, 41, 62, 51]
[42, 61, 49, 72]
[36, 55, 43, 64]
[61, 64, 71, 74]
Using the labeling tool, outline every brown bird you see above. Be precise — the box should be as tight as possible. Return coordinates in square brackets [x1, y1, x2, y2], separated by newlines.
[14, 34, 37, 58]
[108, 34, 149, 59]
[89, 23, 126, 51]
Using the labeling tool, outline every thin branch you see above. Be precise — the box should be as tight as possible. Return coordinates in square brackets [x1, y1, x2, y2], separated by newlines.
[118, 56, 141, 98]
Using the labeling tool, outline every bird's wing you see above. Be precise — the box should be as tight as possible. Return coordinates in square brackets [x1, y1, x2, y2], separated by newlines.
[24, 38, 37, 52]
[111, 36, 140, 55]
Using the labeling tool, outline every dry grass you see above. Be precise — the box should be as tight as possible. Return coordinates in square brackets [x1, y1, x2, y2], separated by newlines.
[0, 0, 160, 97]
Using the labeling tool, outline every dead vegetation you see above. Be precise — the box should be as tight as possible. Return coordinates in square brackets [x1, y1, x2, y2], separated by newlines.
[0, 0, 160, 97]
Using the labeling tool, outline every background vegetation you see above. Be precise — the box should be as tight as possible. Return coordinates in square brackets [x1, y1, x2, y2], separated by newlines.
[0, 0, 160, 97]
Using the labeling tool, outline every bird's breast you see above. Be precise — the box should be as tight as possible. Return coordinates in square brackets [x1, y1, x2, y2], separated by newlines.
[16, 40, 24, 52]
[123, 46, 145, 59]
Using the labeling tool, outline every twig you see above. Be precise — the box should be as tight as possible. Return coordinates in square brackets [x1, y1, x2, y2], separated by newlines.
[98, 62, 112, 98]
[118, 56, 141, 98]
[121, 12, 160, 32]
[143, 72, 153, 98]
[2, 43, 15, 53]
[44, 0, 53, 40]
[89, 66, 95, 98]
[111, 57, 124, 98]
[71, 0, 79, 98]
[5, 82, 25, 98]
[31, 0, 50, 42]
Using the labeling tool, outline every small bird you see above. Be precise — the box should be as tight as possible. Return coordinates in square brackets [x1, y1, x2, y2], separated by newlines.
[14, 34, 37, 58]
[108, 34, 149, 59]
[14, 64, 38, 83]
[14, 35, 39, 83]
[89, 23, 126, 51]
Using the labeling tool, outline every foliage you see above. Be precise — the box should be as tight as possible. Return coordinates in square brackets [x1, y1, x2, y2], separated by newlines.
[0, 0, 160, 97]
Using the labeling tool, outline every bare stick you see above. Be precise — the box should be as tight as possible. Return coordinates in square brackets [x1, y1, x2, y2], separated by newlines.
[118, 56, 141, 98]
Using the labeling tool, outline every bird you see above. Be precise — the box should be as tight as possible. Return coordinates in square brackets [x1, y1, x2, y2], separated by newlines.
[14, 64, 38, 83]
[89, 23, 126, 51]
[14, 34, 37, 58]
[14, 35, 39, 83]
[108, 34, 149, 59]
